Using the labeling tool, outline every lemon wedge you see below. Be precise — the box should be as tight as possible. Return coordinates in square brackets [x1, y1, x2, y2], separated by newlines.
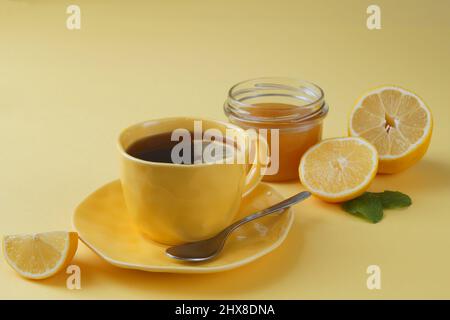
[2, 231, 78, 280]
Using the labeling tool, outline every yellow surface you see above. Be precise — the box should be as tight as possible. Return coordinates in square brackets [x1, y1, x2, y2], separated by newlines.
[73, 181, 293, 273]
[0, 0, 449, 299]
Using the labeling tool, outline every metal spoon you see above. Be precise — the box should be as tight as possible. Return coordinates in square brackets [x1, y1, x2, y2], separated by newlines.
[165, 191, 311, 262]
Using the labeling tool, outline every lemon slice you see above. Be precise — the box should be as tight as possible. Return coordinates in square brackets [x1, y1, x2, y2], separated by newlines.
[299, 137, 378, 202]
[349, 86, 432, 173]
[2, 231, 78, 279]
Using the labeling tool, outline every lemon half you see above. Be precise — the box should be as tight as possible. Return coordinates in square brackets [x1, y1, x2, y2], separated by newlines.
[299, 137, 378, 202]
[349, 86, 432, 174]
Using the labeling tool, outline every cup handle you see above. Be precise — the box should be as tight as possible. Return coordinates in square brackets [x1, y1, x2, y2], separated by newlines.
[242, 131, 268, 197]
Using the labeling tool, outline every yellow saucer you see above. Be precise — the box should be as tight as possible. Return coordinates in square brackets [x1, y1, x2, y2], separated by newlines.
[73, 180, 294, 273]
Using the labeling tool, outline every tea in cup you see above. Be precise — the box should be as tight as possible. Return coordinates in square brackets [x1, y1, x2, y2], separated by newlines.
[118, 117, 264, 245]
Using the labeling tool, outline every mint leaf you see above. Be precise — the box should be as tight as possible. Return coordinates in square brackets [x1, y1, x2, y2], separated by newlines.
[342, 190, 412, 223]
[372, 191, 412, 209]
[342, 193, 383, 223]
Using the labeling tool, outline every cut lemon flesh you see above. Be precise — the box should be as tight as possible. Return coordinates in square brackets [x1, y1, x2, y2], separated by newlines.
[2, 231, 78, 279]
[349, 86, 432, 173]
[299, 137, 378, 202]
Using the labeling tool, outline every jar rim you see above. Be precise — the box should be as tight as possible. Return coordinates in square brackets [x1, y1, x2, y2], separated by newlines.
[225, 77, 327, 124]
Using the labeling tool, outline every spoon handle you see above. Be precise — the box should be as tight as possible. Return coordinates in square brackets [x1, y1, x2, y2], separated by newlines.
[224, 191, 311, 235]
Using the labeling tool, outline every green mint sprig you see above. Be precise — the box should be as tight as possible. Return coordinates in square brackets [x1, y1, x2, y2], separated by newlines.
[342, 191, 412, 223]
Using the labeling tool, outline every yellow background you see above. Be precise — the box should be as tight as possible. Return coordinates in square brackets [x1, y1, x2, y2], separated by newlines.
[1, 0, 449, 299]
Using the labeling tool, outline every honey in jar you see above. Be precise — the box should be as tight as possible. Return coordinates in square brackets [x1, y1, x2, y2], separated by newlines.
[224, 78, 329, 182]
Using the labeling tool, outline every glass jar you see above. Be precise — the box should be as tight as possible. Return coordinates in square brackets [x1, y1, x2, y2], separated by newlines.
[224, 77, 329, 182]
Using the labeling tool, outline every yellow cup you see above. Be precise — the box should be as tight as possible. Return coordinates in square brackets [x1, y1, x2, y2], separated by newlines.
[118, 117, 264, 245]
